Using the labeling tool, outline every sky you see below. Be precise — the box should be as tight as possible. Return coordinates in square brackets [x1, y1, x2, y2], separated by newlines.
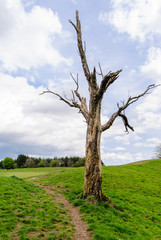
[0, 0, 161, 165]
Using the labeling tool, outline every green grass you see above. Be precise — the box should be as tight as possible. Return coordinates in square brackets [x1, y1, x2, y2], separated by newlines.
[0, 167, 67, 179]
[0, 159, 161, 239]
[0, 175, 74, 240]
[36, 159, 161, 240]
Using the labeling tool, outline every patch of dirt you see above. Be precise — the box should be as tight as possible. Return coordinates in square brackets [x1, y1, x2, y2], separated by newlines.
[28, 177, 92, 240]
[28, 175, 48, 180]
[11, 223, 22, 240]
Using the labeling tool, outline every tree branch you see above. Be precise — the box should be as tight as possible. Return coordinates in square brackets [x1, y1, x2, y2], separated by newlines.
[69, 11, 91, 84]
[119, 84, 159, 110]
[40, 89, 76, 108]
[101, 83, 159, 132]
[98, 69, 122, 100]
[118, 113, 134, 133]
[90, 67, 99, 91]
[70, 73, 82, 102]
[71, 73, 89, 122]
[40, 77, 89, 123]
[97, 62, 104, 78]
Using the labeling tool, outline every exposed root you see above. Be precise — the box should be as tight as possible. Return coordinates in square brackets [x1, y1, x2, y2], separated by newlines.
[102, 194, 124, 212]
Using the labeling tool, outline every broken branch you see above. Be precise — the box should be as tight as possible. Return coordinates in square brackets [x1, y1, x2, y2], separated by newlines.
[69, 11, 91, 84]
[98, 69, 122, 100]
[101, 83, 159, 132]
[118, 113, 134, 133]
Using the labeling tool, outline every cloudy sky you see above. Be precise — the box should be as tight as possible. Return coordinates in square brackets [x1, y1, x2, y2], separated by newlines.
[0, 0, 161, 165]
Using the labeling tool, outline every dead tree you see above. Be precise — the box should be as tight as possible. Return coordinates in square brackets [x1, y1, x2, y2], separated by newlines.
[41, 11, 158, 200]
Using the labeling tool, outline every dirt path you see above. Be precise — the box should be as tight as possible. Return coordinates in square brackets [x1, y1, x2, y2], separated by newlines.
[29, 177, 92, 240]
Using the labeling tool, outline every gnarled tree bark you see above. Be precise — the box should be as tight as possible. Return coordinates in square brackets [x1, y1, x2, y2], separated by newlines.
[41, 11, 159, 200]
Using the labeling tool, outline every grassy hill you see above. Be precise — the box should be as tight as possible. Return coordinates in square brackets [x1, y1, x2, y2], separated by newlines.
[0, 159, 161, 239]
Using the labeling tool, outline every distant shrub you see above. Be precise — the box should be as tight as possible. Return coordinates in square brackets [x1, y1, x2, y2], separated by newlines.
[50, 160, 58, 167]
[153, 144, 161, 159]
[44, 158, 52, 167]
[38, 160, 45, 167]
[0, 161, 3, 168]
[72, 157, 85, 167]
[13, 162, 18, 169]
[60, 162, 65, 167]
[2, 157, 14, 169]
[24, 158, 36, 168]
[10, 175, 23, 180]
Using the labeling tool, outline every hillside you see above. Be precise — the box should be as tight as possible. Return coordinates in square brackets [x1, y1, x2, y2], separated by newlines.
[125, 159, 157, 165]
[0, 159, 161, 239]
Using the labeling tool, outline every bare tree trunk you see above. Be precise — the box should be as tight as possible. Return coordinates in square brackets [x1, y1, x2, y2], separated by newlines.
[41, 10, 158, 201]
[83, 97, 102, 200]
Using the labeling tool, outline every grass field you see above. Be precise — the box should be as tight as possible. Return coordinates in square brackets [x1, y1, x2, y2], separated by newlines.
[0, 167, 66, 179]
[0, 175, 74, 240]
[0, 159, 161, 239]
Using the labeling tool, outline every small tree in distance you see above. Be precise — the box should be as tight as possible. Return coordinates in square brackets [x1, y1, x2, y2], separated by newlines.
[17, 154, 28, 168]
[41, 11, 159, 200]
[24, 158, 37, 168]
[153, 144, 161, 159]
[2, 157, 14, 169]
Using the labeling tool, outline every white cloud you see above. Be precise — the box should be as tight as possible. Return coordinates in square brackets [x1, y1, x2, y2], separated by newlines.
[114, 147, 126, 151]
[71, 0, 77, 4]
[134, 137, 160, 148]
[141, 47, 161, 81]
[134, 142, 153, 148]
[0, 73, 86, 157]
[0, 0, 72, 71]
[101, 151, 146, 165]
[114, 134, 131, 145]
[137, 88, 161, 113]
[99, 0, 161, 42]
[134, 86, 161, 134]
[147, 137, 161, 144]
[134, 45, 161, 133]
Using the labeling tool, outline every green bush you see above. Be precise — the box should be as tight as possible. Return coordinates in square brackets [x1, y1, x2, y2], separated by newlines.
[60, 162, 65, 167]
[50, 160, 58, 167]
[72, 157, 85, 167]
[38, 160, 45, 167]
[2, 157, 14, 169]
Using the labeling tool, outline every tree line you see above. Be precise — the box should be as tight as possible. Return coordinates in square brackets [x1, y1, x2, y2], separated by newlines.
[0, 154, 86, 170]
